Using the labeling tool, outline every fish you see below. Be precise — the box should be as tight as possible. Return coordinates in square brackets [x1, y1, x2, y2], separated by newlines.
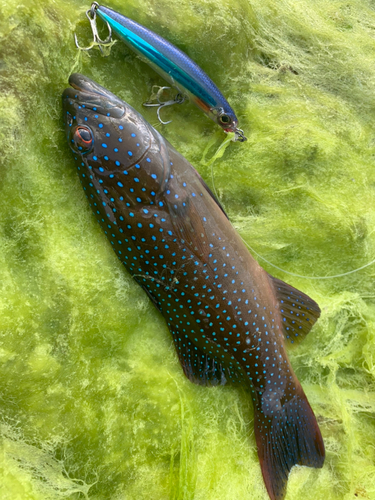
[62, 73, 325, 500]
[77, 2, 247, 141]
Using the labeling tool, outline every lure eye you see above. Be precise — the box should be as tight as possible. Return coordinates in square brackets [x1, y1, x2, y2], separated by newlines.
[219, 114, 231, 125]
[70, 125, 94, 154]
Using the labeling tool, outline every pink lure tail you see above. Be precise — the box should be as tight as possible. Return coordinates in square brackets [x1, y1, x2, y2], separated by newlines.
[255, 386, 325, 500]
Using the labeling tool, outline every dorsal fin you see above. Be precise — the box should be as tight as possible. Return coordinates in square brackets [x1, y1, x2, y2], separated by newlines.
[268, 275, 321, 345]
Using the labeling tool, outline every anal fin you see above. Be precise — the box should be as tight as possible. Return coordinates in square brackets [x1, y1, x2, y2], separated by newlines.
[167, 323, 247, 386]
[171, 330, 227, 386]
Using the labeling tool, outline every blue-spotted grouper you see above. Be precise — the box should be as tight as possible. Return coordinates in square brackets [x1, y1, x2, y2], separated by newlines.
[62, 73, 325, 500]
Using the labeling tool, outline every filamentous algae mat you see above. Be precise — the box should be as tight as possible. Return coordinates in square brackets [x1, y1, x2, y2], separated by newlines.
[1, 1, 375, 499]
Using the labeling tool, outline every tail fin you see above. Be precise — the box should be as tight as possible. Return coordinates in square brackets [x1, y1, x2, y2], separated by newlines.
[254, 387, 325, 500]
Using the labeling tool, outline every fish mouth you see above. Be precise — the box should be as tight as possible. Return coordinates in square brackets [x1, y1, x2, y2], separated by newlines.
[63, 73, 126, 119]
[68, 74, 122, 104]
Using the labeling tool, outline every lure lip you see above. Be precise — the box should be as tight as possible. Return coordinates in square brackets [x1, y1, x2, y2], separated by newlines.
[233, 128, 247, 142]
[223, 125, 247, 142]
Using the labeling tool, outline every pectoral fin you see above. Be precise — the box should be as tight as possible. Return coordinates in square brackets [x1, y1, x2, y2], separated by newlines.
[168, 198, 210, 260]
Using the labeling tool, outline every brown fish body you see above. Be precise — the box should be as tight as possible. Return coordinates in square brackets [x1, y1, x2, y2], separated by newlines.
[63, 74, 325, 500]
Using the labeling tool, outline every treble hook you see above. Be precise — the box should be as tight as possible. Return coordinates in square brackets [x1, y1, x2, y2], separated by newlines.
[143, 86, 186, 125]
[233, 128, 247, 142]
[74, 2, 113, 55]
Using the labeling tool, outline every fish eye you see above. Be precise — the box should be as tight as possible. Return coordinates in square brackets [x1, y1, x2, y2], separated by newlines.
[219, 114, 231, 125]
[70, 125, 94, 154]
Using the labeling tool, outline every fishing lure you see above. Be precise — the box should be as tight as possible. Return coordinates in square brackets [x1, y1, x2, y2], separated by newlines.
[63, 73, 324, 500]
[75, 2, 247, 142]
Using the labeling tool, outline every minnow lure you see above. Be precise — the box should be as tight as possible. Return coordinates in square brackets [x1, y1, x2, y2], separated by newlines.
[75, 2, 247, 142]
[63, 74, 324, 500]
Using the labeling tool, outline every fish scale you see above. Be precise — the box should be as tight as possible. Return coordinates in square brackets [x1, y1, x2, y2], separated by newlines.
[63, 74, 325, 500]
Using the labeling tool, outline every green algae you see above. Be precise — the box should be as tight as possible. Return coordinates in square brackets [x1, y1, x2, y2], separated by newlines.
[1, 0, 375, 498]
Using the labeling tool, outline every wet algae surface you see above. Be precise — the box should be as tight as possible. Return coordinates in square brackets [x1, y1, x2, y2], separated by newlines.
[1, 0, 375, 499]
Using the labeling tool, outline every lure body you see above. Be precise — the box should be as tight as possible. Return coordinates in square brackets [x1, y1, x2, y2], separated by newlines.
[95, 4, 246, 139]
[63, 74, 324, 500]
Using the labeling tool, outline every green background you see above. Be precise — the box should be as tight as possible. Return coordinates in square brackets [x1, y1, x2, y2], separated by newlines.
[1, 0, 375, 498]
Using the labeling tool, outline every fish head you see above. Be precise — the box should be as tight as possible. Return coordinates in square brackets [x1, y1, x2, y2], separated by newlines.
[62, 73, 150, 161]
[62, 74, 171, 201]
